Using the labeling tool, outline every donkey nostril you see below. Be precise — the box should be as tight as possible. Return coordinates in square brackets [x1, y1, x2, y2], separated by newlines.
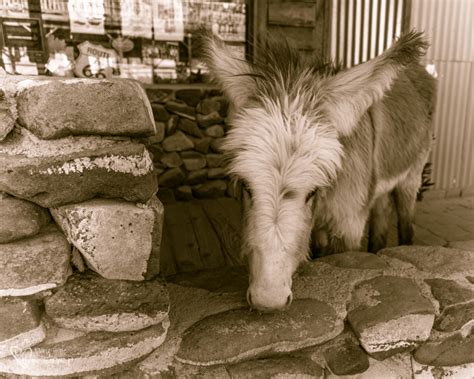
[286, 293, 293, 306]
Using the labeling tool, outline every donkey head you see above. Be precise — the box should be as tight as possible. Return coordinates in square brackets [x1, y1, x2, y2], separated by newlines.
[201, 31, 427, 311]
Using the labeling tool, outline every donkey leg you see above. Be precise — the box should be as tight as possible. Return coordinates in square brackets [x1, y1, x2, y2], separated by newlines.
[393, 168, 424, 245]
[329, 212, 368, 254]
[368, 193, 393, 253]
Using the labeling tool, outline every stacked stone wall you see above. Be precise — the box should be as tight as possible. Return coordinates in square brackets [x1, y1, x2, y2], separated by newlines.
[142, 86, 234, 204]
[0, 72, 171, 376]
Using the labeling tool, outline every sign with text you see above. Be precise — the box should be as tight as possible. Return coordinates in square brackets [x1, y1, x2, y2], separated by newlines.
[74, 41, 118, 79]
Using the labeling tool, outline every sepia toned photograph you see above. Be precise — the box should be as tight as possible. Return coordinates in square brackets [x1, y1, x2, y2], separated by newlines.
[0, 0, 472, 377]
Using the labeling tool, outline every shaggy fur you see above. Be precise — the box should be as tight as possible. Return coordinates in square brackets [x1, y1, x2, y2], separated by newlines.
[200, 30, 437, 311]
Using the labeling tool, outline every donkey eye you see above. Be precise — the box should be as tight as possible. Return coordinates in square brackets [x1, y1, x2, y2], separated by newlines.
[305, 188, 318, 203]
[241, 180, 253, 197]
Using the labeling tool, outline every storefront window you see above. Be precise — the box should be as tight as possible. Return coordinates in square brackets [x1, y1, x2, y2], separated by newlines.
[0, 0, 247, 83]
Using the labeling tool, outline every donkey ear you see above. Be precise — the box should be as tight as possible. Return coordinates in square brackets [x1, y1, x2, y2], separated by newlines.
[199, 30, 255, 108]
[320, 31, 429, 136]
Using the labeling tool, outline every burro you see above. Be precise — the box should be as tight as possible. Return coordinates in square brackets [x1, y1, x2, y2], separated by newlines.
[200, 30, 437, 312]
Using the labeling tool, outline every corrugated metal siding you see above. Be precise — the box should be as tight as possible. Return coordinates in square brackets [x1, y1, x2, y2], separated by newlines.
[410, 0, 474, 192]
[330, 0, 405, 67]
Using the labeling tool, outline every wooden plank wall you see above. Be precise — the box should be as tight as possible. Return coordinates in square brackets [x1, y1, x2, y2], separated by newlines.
[252, 0, 332, 60]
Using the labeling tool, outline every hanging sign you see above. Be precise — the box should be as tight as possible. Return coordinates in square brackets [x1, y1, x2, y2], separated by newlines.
[120, 0, 153, 39]
[68, 0, 105, 35]
[153, 0, 184, 41]
[74, 41, 118, 79]
[111, 37, 134, 53]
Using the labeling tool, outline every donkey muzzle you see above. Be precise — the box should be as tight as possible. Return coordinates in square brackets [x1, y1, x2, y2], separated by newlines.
[247, 286, 293, 312]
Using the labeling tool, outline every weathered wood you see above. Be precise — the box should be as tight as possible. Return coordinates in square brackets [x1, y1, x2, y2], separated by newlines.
[268, 2, 316, 27]
[162, 203, 204, 273]
[267, 25, 315, 50]
[159, 225, 178, 277]
[187, 203, 226, 269]
[202, 199, 243, 266]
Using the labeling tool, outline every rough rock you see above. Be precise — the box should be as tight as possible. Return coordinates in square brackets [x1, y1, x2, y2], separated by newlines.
[207, 167, 227, 179]
[0, 225, 71, 296]
[16, 78, 155, 139]
[292, 255, 385, 318]
[45, 272, 169, 332]
[151, 103, 171, 122]
[147, 144, 164, 163]
[175, 186, 194, 201]
[434, 302, 474, 332]
[151, 121, 165, 143]
[137, 275, 247, 376]
[227, 356, 324, 378]
[51, 197, 163, 281]
[210, 137, 225, 153]
[176, 299, 343, 366]
[177, 118, 203, 138]
[196, 97, 221, 115]
[185, 169, 208, 185]
[0, 90, 14, 141]
[166, 115, 179, 136]
[0, 319, 169, 377]
[379, 245, 474, 278]
[192, 180, 227, 198]
[0, 195, 50, 243]
[0, 297, 45, 358]
[158, 167, 186, 187]
[160, 152, 183, 168]
[165, 101, 196, 119]
[162, 131, 194, 152]
[192, 136, 212, 154]
[347, 276, 435, 358]
[0, 128, 157, 208]
[146, 88, 173, 104]
[206, 153, 224, 168]
[328, 353, 413, 379]
[413, 329, 474, 367]
[181, 151, 207, 171]
[205, 124, 225, 138]
[425, 278, 473, 312]
[197, 111, 223, 128]
[175, 89, 203, 107]
[322, 331, 370, 375]
[318, 251, 389, 270]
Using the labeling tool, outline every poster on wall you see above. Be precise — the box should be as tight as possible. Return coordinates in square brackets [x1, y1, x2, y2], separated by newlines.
[68, 0, 105, 35]
[182, 1, 245, 42]
[152, 0, 184, 41]
[0, 0, 29, 18]
[120, 0, 153, 39]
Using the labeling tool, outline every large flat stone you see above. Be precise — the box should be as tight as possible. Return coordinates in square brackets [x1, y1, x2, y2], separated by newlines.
[379, 246, 474, 278]
[51, 196, 164, 281]
[176, 299, 343, 366]
[347, 276, 435, 359]
[0, 194, 50, 243]
[413, 329, 474, 367]
[0, 225, 71, 296]
[16, 78, 155, 139]
[0, 128, 157, 207]
[0, 319, 169, 377]
[227, 356, 324, 378]
[44, 272, 169, 332]
[0, 298, 45, 358]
